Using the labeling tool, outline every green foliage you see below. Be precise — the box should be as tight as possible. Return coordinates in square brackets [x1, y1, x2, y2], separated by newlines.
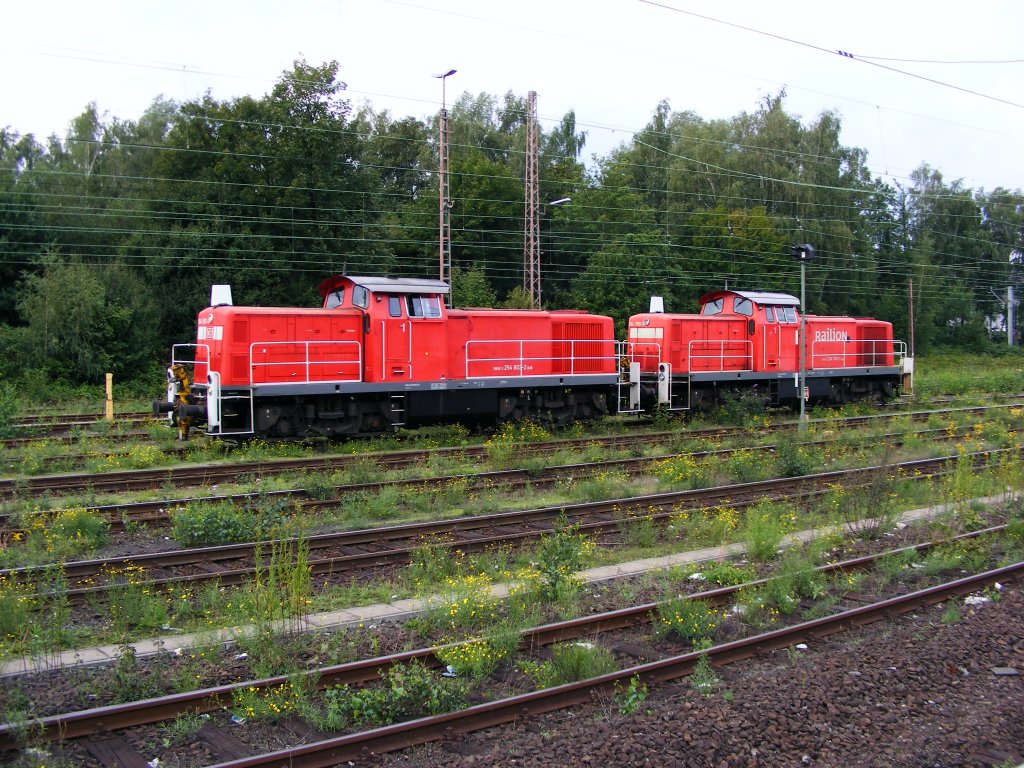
[0, 574, 35, 644]
[615, 675, 648, 715]
[773, 434, 823, 478]
[535, 517, 594, 601]
[435, 630, 519, 681]
[484, 419, 551, 468]
[698, 560, 757, 587]
[160, 710, 208, 746]
[689, 654, 720, 696]
[16, 254, 160, 382]
[233, 677, 312, 723]
[450, 266, 497, 307]
[656, 597, 722, 643]
[110, 640, 163, 702]
[316, 660, 467, 728]
[520, 641, 618, 688]
[49, 507, 110, 548]
[775, 549, 829, 601]
[741, 503, 791, 562]
[1, 509, 109, 568]
[0, 383, 18, 438]
[1007, 517, 1024, 545]
[428, 573, 502, 633]
[170, 498, 289, 546]
[711, 390, 769, 426]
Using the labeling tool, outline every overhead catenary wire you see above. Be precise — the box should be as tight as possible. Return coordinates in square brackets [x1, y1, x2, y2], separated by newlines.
[2, 73, 1019, 319]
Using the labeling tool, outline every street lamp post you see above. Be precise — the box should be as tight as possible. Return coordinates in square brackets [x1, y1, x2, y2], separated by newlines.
[539, 198, 571, 304]
[791, 243, 816, 429]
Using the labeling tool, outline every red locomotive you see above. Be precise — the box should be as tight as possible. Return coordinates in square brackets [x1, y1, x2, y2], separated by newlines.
[157, 275, 619, 439]
[623, 290, 910, 413]
[156, 279, 911, 440]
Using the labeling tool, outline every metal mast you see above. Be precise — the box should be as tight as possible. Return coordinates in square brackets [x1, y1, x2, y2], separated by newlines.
[523, 90, 540, 308]
[436, 69, 456, 300]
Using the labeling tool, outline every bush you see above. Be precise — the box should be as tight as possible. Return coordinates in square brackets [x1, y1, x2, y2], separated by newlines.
[171, 496, 291, 547]
[741, 503, 790, 562]
[170, 501, 258, 546]
[656, 597, 722, 643]
[317, 660, 467, 728]
[535, 518, 594, 601]
[0, 382, 18, 439]
[712, 390, 768, 425]
[521, 641, 618, 688]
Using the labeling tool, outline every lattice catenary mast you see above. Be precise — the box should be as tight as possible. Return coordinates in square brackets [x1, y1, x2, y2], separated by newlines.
[523, 90, 540, 308]
[436, 69, 456, 301]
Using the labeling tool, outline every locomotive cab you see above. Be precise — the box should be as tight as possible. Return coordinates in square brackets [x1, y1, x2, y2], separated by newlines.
[317, 275, 451, 384]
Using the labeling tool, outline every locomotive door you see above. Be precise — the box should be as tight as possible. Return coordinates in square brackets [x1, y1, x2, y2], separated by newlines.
[382, 295, 411, 380]
[763, 314, 781, 369]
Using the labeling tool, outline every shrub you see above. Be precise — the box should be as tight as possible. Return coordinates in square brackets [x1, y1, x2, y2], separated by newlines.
[436, 631, 519, 681]
[741, 503, 790, 562]
[535, 518, 594, 601]
[51, 507, 110, 548]
[170, 497, 289, 546]
[170, 501, 256, 546]
[0, 383, 18, 439]
[233, 677, 310, 723]
[521, 641, 617, 688]
[656, 597, 722, 644]
[317, 660, 467, 728]
[699, 560, 756, 587]
[773, 434, 822, 477]
[712, 390, 768, 426]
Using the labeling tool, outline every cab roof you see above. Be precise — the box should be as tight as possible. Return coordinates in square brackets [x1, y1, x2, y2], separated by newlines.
[699, 290, 800, 307]
[319, 275, 451, 298]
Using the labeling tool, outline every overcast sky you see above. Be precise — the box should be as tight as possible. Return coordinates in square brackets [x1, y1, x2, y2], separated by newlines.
[3, 0, 1022, 192]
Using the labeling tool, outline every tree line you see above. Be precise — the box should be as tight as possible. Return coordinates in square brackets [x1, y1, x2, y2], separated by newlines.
[1, 60, 1022, 389]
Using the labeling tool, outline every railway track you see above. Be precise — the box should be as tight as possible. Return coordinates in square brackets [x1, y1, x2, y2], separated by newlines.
[1, 402, 1017, 500]
[0, 424, 976, 538]
[0, 530, 1016, 765]
[2, 449, 994, 611]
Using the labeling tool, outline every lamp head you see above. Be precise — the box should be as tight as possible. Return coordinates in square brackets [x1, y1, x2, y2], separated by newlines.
[791, 244, 816, 261]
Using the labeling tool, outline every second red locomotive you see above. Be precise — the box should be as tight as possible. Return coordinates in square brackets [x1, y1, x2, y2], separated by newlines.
[623, 289, 910, 414]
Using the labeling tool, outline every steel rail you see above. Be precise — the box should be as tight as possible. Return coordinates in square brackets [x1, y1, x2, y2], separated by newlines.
[0, 527, 1007, 751]
[1, 403, 1016, 499]
[5, 449, 976, 606]
[0, 424, 962, 534]
[204, 561, 1024, 767]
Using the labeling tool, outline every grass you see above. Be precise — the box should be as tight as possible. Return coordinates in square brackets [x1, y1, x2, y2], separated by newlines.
[912, 352, 1024, 399]
[1, 371, 1022, 663]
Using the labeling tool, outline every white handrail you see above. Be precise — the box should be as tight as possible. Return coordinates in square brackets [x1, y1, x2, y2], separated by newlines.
[171, 343, 211, 368]
[686, 339, 753, 373]
[809, 338, 904, 368]
[248, 340, 363, 385]
[464, 338, 619, 378]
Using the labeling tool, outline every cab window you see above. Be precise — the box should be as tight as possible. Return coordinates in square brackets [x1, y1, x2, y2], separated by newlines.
[388, 296, 402, 317]
[324, 289, 344, 309]
[701, 298, 724, 315]
[353, 286, 369, 309]
[406, 295, 442, 318]
[774, 306, 797, 324]
[764, 307, 775, 323]
[734, 297, 753, 317]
